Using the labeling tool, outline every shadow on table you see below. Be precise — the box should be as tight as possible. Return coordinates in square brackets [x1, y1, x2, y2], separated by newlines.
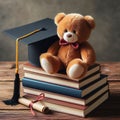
[88, 93, 120, 117]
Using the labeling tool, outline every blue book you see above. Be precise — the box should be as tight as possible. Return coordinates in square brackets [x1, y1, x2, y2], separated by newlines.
[22, 75, 107, 98]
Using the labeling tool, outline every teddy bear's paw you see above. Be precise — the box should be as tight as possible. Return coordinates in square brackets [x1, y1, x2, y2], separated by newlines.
[40, 53, 61, 74]
[67, 59, 87, 79]
[40, 58, 54, 74]
[67, 64, 85, 79]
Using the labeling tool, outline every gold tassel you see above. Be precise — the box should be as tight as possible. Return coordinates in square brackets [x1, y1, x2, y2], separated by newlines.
[15, 29, 42, 73]
[3, 28, 45, 105]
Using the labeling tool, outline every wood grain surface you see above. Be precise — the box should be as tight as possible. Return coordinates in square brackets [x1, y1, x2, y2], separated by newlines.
[0, 62, 120, 120]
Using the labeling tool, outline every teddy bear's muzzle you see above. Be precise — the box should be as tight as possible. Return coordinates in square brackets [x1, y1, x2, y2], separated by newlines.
[63, 31, 78, 43]
[67, 34, 72, 38]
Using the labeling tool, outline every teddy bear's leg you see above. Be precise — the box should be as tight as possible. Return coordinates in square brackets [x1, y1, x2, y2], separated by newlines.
[40, 53, 62, 74]
[66, 59, 88, 79]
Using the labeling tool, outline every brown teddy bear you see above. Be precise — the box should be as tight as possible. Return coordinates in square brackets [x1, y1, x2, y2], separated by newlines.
[40, 13, 96, 79]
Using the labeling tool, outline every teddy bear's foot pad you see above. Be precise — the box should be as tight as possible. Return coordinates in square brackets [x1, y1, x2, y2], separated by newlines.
[67, 64, 85, 79]
[40, 58, 54, 74]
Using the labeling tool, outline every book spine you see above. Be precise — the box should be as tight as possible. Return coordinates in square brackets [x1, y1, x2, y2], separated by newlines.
[22, 77, 82, 98]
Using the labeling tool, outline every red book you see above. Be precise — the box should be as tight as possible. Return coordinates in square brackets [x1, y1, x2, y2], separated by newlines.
[22, 92, 109, 117]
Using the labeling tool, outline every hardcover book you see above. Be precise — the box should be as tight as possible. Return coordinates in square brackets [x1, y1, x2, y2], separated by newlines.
[23, 83, 108, 105]
[21, 92, 109, 117]
[24, 71, 100, 89]
[22, 75, 107, 98]
[23, 62, 100, 81]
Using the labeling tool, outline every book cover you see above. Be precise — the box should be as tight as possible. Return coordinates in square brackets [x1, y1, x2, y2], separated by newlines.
[23, 83, 108, 105]
[22, 75, 107, 98]
[23, 62, 100, 81]
[24, 71, 100, 89]
[22, 92, 109, 117]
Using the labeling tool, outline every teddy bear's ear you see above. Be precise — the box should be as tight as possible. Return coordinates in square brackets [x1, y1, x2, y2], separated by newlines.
[84, 15, 95, 29]
[55, 13, 66, 25]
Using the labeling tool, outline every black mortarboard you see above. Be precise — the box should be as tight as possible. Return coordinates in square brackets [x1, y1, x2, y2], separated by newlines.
[3, 18, 58, 105]
[4, 18, 58, 66]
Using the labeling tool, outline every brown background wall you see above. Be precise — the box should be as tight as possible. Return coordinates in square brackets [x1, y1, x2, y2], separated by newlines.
[0, 0, 120, 61]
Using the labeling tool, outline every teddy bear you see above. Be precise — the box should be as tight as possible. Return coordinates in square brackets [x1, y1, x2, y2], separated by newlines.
[40, 13, 96, 79]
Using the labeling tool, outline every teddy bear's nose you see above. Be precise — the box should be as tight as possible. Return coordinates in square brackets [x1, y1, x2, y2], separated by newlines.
[67, 34, 72, 38]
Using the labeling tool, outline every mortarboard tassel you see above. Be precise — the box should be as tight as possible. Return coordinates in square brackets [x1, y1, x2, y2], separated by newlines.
[3, 28, 46, 105]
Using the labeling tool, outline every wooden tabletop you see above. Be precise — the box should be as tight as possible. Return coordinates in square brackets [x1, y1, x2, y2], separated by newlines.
[0, 62, 120, 120]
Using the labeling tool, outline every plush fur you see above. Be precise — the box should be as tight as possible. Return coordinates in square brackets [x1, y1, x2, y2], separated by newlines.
[40, 13, 96, 79]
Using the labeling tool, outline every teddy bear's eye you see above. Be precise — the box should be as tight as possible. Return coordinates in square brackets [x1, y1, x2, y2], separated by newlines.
[73, 30, 76, 34]
[64, 29, 67, 33]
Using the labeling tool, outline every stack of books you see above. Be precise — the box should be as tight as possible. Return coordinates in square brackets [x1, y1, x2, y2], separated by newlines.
[20, 62, 109, 117]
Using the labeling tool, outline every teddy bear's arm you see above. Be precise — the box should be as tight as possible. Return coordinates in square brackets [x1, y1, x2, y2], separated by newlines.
[80, 42, 96, 65]
[47, 40, 60, 55]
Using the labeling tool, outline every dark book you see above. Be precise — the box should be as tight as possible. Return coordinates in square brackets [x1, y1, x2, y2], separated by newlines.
[23, 83, 108, 105]
[22, 75, 107, 98]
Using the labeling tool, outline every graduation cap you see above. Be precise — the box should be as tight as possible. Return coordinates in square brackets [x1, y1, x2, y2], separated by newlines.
[3, 18, 58, 105]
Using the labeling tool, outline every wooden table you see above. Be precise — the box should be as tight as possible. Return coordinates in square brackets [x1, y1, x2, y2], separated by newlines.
[0, 62, 120, 120]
